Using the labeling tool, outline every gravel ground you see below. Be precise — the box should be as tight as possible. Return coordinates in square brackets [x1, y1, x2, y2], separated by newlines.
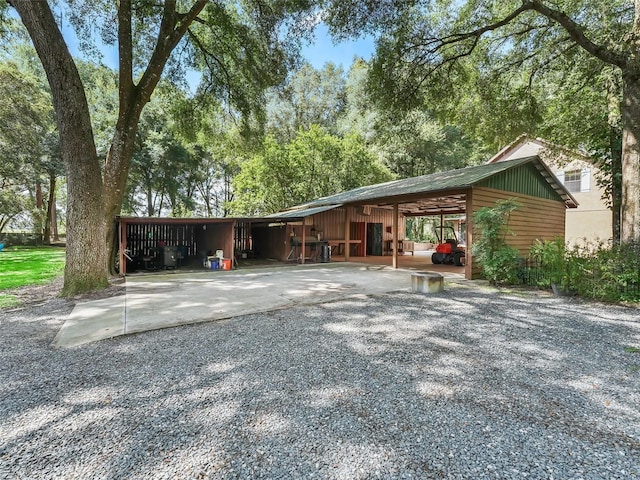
[1, 281, 639, 479]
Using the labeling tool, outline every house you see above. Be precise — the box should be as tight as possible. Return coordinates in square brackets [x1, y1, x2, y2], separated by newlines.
[488, 136, 612, 244]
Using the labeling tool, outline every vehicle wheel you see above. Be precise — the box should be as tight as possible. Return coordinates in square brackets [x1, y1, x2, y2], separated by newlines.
[453, 251, 465, 267]
[431, 252, 442, 264]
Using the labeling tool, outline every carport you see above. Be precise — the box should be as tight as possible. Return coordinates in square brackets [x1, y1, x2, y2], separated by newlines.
[268, 156, 577, 279]
[116, 216, 236, 274]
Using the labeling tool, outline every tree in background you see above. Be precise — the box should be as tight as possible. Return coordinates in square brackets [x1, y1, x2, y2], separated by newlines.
[0, 56, 60, 238]
[125, 83, 198, 217]
[230, 125, 393, 215]
[323, 0, 640, 242]
[172, 93, 248, 217]
[266, 62, 347, 141]
[373, 111, 483, 178]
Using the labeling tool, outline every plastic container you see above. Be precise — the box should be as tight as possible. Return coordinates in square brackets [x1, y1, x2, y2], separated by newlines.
[210, 257, 220, 270]
[221, 258, 232, 270]
[320, 244, 331, 263]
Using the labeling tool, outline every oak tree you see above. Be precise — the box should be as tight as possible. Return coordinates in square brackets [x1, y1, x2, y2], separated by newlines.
[6, 0, 314, 294]
[325, 0, 640, 241]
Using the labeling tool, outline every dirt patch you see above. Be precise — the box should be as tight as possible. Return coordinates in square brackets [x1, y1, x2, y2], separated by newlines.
[2, 276, 126, 310]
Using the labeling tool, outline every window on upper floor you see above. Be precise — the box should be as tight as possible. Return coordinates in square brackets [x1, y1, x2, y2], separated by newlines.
[557, 168, 590, 193]
[564, 170, 582, 193]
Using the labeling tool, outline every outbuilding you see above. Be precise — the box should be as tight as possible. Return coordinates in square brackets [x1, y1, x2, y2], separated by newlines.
[115, 155, 576, 280]
[261, 155, 577, 279]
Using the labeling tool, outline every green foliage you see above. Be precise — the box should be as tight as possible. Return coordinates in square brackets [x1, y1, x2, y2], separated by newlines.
[568, 241, 640, 303]
[529, 237, 570, 289]
[0, 51, 61, 236]
[406, 217, 438, 243]
[373, 111, 483, 178]
[266, 62, 347, 141]
[527, 239, 640, 302]
[0, 294, 19, 309]
[230, 126, 394, 215]
[76, 60, 118, 158]
[471, 199, 522, 285]
[0, 246, 65, 291]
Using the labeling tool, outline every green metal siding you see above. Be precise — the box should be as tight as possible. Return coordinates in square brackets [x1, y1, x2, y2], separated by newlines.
[477, 163, 562, 201]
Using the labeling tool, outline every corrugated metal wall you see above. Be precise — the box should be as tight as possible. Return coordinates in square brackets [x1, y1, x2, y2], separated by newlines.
[477, 163, 561, 201]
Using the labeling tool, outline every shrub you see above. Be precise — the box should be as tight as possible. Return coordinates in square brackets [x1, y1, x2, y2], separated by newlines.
[571, 240, 640, 302]
[472, 199, 522, 285]
[527, 239, 640, 303]
[530, 238, 570, 290]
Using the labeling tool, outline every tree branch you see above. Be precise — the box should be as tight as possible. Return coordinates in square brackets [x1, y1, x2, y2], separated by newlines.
[117, 0, 134, 96]
[186, 27, 235, 108]
[137, 0, 207, 101]
[527, 0, 627, 69]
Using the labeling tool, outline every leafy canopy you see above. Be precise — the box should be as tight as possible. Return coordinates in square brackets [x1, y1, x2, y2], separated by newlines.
[230, 125, 393, 215]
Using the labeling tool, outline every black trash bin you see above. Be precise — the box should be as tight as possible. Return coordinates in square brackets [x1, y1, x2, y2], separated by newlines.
[161, 246, 177, 269]
[320, 244, 331, 263]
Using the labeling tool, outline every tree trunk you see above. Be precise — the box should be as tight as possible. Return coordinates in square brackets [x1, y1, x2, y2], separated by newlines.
[104, 109, 145, 274]
[12, 1, 108, 294]
[36, 179, 43, 209]
[609, 126, 623, 242]
[43, 173, 56, 244]
[35, 179, 45, 241]
[51, 191, 59, 242]
[606, 70, 623, 243]
[620, 74, 640, 242]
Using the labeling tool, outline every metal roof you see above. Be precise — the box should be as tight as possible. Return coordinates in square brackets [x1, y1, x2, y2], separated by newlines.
[270, 156, 576, 218]
[264, 204, 344, 219]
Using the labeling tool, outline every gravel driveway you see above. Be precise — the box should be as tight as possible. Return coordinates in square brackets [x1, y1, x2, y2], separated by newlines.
[1, 282, 639, 479]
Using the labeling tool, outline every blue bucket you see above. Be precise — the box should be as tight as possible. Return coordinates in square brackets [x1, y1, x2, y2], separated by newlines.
[0, 243, 4, 252]
[210, 257, 220, 270]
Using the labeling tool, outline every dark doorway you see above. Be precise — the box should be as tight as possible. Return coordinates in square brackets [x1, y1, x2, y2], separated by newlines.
[366, 222, 383, 256]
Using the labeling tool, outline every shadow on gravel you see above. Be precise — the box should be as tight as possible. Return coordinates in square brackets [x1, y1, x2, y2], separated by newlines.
[1, 285, 639, 478]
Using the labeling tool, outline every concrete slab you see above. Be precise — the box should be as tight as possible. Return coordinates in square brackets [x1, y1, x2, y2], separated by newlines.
[54, 262, 464, 347]
[53, 295, 126, 348]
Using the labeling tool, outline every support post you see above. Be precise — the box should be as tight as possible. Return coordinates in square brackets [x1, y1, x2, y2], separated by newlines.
[119, 220, 126, 276]
[301, 216, 306, 264]
[344, 207, 351, 262]
[232, 219, 237, 267]
[465, 192, 472, 280]
[393, 203, 399, 269]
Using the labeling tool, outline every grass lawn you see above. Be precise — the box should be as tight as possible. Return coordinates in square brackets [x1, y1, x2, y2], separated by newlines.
[0, 246, 65, 308]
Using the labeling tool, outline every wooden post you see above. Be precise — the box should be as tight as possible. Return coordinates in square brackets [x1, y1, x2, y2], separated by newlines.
[344, 207, 351, 262]
[393, 203, 399, 269]
[440, 212, 444, 242]
[119, 220, 126, 276]
[465, 192, 472, 280]
[232, 219, 237, 267]
[301, 216, 306, 264]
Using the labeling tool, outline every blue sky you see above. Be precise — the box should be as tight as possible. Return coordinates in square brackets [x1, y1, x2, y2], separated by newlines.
[60, 18, 374, 75]
[301, 23, 375, 70]
[58, 20, 375, 93]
